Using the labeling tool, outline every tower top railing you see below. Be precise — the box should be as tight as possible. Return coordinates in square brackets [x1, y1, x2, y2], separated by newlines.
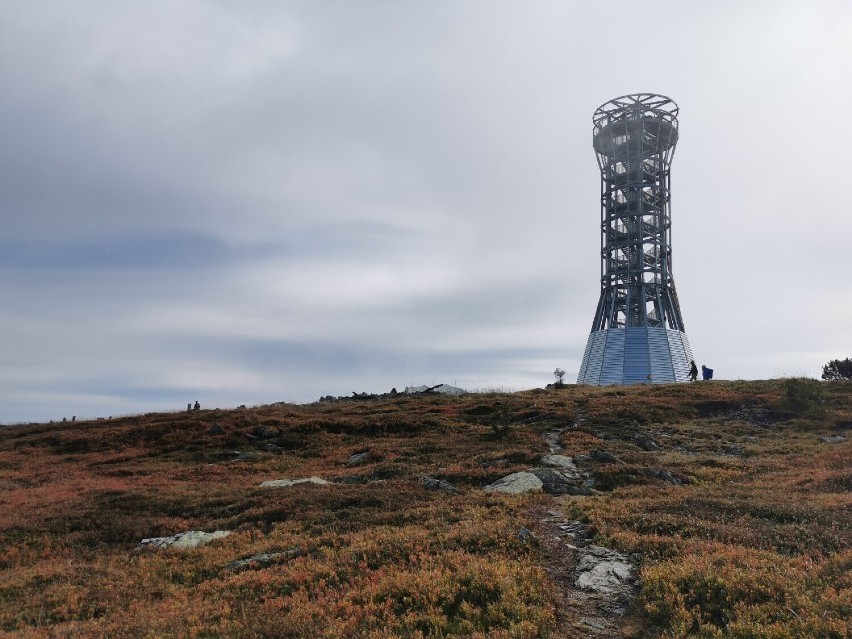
[593, 93, 679, 132]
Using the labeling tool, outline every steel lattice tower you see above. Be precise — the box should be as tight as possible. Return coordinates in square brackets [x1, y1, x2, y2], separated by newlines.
[577, 93, 694, 384]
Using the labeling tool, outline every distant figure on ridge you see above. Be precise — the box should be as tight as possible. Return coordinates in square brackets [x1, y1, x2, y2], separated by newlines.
[193, 401, 200, 410]
[701, 365, 713, 381]
[689, 360, 698, 382]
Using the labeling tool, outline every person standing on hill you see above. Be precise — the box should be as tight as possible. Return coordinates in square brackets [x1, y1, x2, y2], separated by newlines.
[689, 360, 698, 382]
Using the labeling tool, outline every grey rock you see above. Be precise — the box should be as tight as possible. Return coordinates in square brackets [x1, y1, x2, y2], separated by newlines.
[589, 449, 625, 465]
[224, 548, 305, 572]
[631, 434, 661, 451]
[207, 423, 225, 435]
[540, 454, 580, 476]
[260, 477, 330, 488]
[139, 530, 230, 550]
[821, 435, 847, 444]
[517, 526, 536, 542]
[529, 467, 589, 495]
[484, 471, 543, 494]
[347, 451, 371, 466]
[232, 451, 261, 461]
[575, 545, 633, 594]
[421, 476, 457, 492]
[557, 521, 586, 539]
[644, 467, 682, 485]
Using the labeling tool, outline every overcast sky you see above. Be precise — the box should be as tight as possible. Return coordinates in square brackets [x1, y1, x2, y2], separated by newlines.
[2, 1, 851, 423]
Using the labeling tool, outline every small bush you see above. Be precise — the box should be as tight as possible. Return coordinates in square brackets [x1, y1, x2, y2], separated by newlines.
[782, 377, 825, 412]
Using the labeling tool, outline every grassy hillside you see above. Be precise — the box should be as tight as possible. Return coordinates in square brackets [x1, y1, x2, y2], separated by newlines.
[0, 380, 849, 638]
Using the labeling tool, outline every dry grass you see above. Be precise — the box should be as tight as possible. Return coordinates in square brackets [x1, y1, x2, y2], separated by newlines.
[0, 380, 850, 637]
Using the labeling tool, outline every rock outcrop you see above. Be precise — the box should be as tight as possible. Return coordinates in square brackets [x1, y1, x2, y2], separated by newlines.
[260, 477, 330, 488]
[484, 471, 543, 494]
[138, 530, 230, 550]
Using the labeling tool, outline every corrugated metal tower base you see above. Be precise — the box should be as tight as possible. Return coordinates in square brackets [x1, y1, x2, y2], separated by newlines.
[577, 327, 693, 385]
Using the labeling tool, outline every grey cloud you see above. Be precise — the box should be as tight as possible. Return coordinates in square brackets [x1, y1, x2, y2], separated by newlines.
[2, 1, 851, 421]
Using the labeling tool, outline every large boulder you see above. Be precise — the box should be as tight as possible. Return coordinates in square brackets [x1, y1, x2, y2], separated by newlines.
[484, 471, 543, 494]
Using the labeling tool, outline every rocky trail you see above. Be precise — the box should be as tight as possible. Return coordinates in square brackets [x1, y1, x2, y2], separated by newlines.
[531, 418, 640, 638]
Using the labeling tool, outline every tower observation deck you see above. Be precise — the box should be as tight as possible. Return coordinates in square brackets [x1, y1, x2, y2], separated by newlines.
[577, 93, 694, 384]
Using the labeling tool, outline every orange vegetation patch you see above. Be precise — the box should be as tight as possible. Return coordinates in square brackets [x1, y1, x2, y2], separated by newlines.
[0, 380, 849, 637]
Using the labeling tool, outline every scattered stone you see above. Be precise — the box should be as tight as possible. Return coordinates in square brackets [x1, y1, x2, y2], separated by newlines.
[207, 423, 224, 435]
[139, 530, 230, 550]
[260, 477, 330, 488]
[540, 454, 580, 475]
[575, 545, 633, 594]
[484, 471, 543, 494]
[224, 548, 305, 572]
[589, 449, 625, 465]
[347, 451, 371, 466]
[421, 476, 457, 492]
[643, 468, 682, 485]
[821, 435, 847, 444]
[556, 521, 586, 539]
[232, 451, 261, 461]
[517, 526, 536, 543]
[630, 434, 661, 451]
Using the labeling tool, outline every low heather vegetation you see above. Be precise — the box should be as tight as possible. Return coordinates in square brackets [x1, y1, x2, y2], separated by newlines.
[0, 380, 849, 637]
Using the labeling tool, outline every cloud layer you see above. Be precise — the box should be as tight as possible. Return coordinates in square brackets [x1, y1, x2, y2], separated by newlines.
[2, 1, 851, 421]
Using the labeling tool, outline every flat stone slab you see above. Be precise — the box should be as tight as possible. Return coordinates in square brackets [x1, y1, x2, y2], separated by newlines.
[139, 530, 230, 550]
[484, 471, 543, 494]
[575, 545, 633, 594]
[224, 548, 305, 572]
[540, 454, 579, 473]
[260, 477, 330, 488]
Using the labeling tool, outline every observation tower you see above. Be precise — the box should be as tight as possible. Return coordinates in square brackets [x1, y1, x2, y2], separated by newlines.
[577, 93, 694, 385]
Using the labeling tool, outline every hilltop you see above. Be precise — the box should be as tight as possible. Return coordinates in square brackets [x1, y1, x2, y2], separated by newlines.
[0, 380, 849, 638]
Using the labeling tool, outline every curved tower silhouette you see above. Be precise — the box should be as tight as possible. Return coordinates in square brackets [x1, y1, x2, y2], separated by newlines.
[577, 93, 694, 384]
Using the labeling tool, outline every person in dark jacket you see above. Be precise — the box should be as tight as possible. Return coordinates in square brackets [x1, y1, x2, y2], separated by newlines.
[689, 360, 698, 382]
[701, 365, 713, 380]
